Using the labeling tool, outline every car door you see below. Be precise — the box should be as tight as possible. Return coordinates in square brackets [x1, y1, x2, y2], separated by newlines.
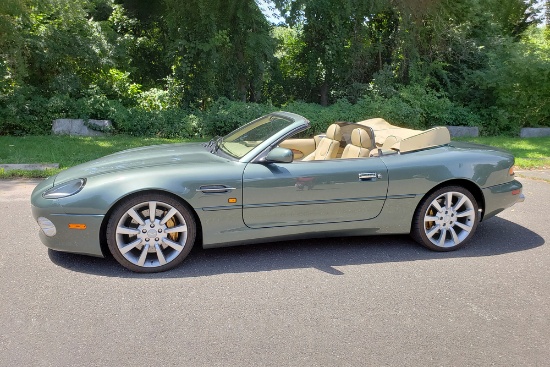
[242, 158, 388, 228]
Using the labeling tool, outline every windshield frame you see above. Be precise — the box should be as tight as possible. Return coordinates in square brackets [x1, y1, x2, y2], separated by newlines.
[214, 112, 310, 163]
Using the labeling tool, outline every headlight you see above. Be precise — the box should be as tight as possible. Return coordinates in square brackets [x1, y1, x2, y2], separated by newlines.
[43, 178, 86, 199]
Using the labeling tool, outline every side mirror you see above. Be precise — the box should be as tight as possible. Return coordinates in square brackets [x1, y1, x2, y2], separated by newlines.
[264, 147, 293, 163]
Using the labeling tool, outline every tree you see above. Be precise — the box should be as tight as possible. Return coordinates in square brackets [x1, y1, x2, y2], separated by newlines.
[164, 0, 273, 106]
[0, 0, 27, 90]
[488, 0, 539, 40]
[273, 0, 396, 105]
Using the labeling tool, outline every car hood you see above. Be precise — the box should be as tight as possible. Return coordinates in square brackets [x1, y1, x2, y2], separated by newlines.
[54, 143, 225, 184]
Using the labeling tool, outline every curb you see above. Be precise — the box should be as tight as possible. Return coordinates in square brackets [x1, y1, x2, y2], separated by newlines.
[0, 164, 60, 171]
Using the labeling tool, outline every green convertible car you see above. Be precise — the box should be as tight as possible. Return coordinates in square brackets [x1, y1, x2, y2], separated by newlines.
[31, 112, 525, 272]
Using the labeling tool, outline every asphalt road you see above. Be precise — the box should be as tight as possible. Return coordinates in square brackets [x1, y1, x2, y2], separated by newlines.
[1, 178, 548, 366]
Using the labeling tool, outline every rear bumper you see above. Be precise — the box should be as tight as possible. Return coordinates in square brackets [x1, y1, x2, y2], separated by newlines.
[482, 180, 524, 220]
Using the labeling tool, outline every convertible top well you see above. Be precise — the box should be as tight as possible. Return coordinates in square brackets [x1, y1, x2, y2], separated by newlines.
[357, 118, 451, 154]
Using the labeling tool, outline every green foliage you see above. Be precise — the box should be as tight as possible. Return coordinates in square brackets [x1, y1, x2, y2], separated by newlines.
[265, 26, 307, 105]
[0, 134, 188, 168]
[1, 0, 549, 137]
[466, 29, 550, 135]
[94, 68, 142, 104]
[199, 98, 276, 137]
[113, 108, 199, 138]
[279, 87, 480, 134]
[137, 88, 172, 111]
[23, 0, 117, 98]
[455, 136, 550, 169]
[164, 0, 274, 106]
[373, 85, 481, 130]
[0, 0, 27, 96]
[0, 87, 51, 135]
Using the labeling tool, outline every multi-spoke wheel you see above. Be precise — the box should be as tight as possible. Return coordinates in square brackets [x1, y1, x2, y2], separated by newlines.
[106, 193, 196, 272]
[411, 186, 480, 251]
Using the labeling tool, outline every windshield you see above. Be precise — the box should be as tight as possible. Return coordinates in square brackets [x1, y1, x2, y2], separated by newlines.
[218, 114, 296, 159]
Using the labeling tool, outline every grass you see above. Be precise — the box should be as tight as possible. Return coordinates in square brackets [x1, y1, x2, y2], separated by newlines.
[454, 136, 550, 169]
[1, 135, 549, 178]
[0, 135, 202, 178]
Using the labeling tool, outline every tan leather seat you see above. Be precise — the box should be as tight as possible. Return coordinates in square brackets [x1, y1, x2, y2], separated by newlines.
[302, 124, 342, 161]
[341, 129, 371, 159]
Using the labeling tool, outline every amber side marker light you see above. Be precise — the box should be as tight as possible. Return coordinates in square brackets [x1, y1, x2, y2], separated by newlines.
[509, 166, 515, 176]
[228, 198, 237, 203]
[68, 224, 87, 230]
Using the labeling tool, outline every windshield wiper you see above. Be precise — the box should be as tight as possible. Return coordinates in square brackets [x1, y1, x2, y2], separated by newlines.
[204, 136, 219, 148]
[204, 136, 222, 153]
[209, 136, 223, 153]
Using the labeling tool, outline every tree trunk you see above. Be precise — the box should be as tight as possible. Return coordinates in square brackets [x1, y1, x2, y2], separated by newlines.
[236, 49, 247, 102]
[320, 80, 329, 106]
[237, 74, 247, 102]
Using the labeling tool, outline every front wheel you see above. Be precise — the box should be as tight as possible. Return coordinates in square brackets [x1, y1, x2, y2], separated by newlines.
[411, 186, 480, 251]
[106, 193, 196, 272]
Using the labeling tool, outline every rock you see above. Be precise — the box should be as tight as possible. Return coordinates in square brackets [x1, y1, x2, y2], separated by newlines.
[52, 119, 112, 136]
[520, 128, 550, 138]
[446, 126, 479, 138]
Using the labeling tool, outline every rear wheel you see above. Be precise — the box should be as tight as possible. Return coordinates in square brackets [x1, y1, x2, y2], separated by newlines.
[411, 186, 479, 251]
[106, 193, 196, 272]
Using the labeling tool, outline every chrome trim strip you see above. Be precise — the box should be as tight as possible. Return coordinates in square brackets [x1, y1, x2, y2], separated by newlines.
[243, 196, 387, 209]
[50, 213, 105, 217]
[386, 194, 417, 199]
[202, 205, 242, 211]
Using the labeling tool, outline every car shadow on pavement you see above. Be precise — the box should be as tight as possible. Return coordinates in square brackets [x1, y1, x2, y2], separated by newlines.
[48, 216, 545, 278]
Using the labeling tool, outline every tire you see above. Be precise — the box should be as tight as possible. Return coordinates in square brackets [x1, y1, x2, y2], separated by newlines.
[410, 186, 480, 251]
[106, 193, 196, 272]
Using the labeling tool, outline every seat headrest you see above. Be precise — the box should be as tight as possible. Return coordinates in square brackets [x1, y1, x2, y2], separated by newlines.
[326, 124, 342, 141]
[351, 129, 371, 149]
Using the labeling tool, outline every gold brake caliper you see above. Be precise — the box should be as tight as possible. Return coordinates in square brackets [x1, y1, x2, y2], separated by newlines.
[165, 216, 179, 242]
[426, 208, 435, 230]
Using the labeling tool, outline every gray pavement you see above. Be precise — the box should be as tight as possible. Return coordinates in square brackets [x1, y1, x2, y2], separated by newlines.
[516, 169, 550, 182]
[0, 177, 548, 366]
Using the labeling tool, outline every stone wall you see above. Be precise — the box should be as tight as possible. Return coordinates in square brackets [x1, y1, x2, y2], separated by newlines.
[520, 128, 550, 138]
[446, 126, 479, 138]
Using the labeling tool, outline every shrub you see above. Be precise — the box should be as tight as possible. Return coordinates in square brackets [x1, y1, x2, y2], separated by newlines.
[199, 97, 276, 137]
[0, 87, 53, 135]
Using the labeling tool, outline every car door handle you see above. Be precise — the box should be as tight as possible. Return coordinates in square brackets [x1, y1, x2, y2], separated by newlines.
[197, 185, 236, 193]
[359, 173, 382, 181]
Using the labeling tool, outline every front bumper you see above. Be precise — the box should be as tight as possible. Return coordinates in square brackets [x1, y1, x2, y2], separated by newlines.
[32, 205, 105, 257]
[31, 178, 105, 257]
